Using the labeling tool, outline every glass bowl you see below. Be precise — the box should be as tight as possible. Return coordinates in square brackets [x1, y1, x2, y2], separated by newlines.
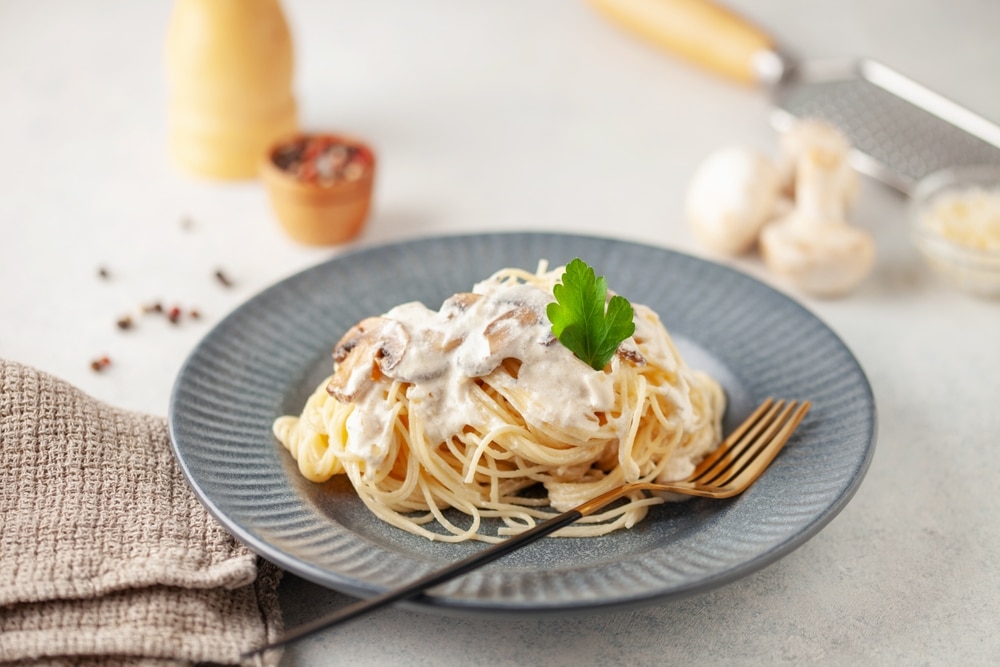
[910, 165, 1000, 297]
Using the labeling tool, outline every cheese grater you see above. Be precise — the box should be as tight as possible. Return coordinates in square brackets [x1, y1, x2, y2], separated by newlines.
[589, 0, 1000, 194]
[769, 57, 1000, 194]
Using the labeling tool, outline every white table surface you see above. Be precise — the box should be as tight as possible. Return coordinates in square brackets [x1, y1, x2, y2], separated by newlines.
[2, 1, 999, 665]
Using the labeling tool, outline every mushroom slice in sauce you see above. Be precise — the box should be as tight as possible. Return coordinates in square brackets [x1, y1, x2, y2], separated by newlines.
[441, 292, 482, 318]
[327, 317, 410, 402]
[332, 317, 384, 362]
[616, 346, 647, 366]
[483, 305, 540, 355]
[423, 328, 462, 354]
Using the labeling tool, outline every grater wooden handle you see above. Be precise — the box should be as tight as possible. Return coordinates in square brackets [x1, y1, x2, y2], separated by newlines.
[588, 0, 776, 85]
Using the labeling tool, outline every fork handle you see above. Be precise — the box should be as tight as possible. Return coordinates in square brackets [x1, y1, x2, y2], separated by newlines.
[243, 509, 585, 658]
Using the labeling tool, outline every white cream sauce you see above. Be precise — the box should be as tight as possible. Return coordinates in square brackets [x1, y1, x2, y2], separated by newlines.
[341, 273, 637, 471]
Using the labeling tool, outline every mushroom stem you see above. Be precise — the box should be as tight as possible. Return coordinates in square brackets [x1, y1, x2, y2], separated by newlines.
[795, 147, 845, 226]
[778, 118, 859, 209]
[759, 146, 875, 297]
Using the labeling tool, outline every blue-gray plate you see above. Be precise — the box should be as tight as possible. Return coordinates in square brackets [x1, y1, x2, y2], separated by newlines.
[168, 232, 876, 616]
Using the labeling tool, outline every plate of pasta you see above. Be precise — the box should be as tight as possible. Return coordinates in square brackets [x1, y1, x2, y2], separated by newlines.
[169, 232, 876, 615]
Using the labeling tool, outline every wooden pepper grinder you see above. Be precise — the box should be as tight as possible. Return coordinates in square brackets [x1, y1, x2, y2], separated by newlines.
[166, 0, 298, 179]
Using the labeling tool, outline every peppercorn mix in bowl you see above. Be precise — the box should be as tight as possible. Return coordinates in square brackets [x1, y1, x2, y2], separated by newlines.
[910, 165, 1000, 297]
[261, 133, 376, 245]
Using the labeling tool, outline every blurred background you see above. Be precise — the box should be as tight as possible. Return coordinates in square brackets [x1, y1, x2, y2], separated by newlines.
[2, 1, 998, 412]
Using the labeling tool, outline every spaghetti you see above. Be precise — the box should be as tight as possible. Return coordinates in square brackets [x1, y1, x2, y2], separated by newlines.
[274, 263, 725, 543]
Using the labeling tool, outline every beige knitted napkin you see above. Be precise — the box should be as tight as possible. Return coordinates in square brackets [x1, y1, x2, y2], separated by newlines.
[0, 359, 283, 666]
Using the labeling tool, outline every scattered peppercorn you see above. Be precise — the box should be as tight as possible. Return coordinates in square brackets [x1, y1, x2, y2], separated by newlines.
[90, 356, 111, 372]
[98, 266, 110, 280]
[214, 269, 233, 288]
[168, 306, 182, 324]
[189, 309, 201, 320]
[143, 302, 164, 314]
[116, 315, 134, 330]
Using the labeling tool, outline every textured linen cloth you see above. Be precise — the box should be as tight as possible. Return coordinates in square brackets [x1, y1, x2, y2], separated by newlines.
[0, 359, 283, 665]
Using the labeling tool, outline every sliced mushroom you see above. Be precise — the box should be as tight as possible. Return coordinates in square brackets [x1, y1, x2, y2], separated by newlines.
[327, 317, 410, 402]
[441, 292, 482, 319]
[422, 328, 462, 353]
[616, 346, 647, 366]
[332, 317, 385, 362]
[760, 146, 875, 297]
[483, 305, 540, 355]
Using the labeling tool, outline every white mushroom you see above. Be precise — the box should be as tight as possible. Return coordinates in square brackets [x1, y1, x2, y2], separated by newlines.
[686, 146, 782, 256]
[760, 146, 875, 297]
[778, 118, 860, 209]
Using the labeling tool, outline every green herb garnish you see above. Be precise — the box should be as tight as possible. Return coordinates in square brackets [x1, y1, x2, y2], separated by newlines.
[546, 258, 635, 371]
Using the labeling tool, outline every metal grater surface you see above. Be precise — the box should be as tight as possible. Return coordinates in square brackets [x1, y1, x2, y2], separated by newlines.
[769, 59, 1000, 194]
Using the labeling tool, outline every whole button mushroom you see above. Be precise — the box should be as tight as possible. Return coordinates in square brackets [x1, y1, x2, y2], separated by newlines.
[685, 146, 782, 256]
[760, 146, 875, 297]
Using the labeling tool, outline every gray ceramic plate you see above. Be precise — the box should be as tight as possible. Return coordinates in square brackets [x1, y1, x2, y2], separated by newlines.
[168, 232, 876, 616]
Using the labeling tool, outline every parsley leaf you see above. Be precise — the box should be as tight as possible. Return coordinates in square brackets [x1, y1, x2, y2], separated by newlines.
[546, 258, 635, 371]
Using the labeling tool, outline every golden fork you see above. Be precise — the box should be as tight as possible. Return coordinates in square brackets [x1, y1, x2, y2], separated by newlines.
[244, 397, 811, 659]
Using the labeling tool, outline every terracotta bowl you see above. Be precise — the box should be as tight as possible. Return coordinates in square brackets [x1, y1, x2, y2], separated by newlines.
[261, 133, 376, 245]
